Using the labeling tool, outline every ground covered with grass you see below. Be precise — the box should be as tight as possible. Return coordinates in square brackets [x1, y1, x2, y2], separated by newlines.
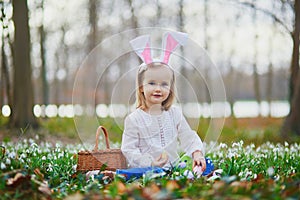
[0, 117, 299, 199]
[0, 137, 299, 199]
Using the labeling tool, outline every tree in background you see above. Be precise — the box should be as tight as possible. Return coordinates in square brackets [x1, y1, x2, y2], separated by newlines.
[0, 1, 12, 111]
[282, 0, 300, 136]
[11, 0, 38, 128]
[235, 0, 300, 136]
[38, 0, 49, 106]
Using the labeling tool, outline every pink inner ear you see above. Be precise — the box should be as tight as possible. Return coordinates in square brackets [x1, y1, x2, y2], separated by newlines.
[141, 43, 152, 64]
[163, 34, 179, 64]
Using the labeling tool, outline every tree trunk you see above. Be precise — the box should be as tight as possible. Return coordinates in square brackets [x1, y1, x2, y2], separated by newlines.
[1, 40, 12, 108]
[253, 62, 261, 110]
[252, 1, 261, 116]
[11, 0, 38, 128]
[282, 71, 300, 136]
[266, 63, 273, 117]
[288, 2, 300, 103]
[203, 0, 211, 104]
[281, 0, 300, 136]
[1, 2, 12, 117]
[39, 1, 49, 105]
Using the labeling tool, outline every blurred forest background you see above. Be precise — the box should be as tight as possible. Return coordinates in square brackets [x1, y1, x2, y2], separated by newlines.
[0, 0, 300, 137]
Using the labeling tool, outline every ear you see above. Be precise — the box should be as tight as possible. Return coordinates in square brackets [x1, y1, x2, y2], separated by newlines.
[160, 31, 188, 64]
[130, 35, 153, 64]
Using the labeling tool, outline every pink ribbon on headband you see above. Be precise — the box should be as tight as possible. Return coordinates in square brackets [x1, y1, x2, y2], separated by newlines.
[130, 31, 188, 65]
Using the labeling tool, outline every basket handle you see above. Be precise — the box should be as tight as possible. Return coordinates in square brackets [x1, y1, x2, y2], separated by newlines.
[93, 126, 110, 151]
[0, 146, 5, 159]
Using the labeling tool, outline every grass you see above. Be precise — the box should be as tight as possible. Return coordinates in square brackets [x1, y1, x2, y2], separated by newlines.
[0, 137, 299, 199]
[0, 116, 299, 199]
[0, 115, 291, 146]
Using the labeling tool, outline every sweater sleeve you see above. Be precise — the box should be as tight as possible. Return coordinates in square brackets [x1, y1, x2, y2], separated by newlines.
[173, 107, 205, 157]
[121, 116, 154, 167]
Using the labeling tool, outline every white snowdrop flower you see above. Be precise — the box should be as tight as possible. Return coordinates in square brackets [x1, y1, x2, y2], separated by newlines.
[238, 171, 243, 177]
[253, 174, 257, 179]
[8, 151, 16, 159]
[20, 153, 26, 159]
[58, 153, 63, 158]
[267, 167, 274, 176]
[29, 138, 34, 144]
[72, 165, 77, 171]
[42, 156, 46, 160]
[284, 142, 289, 147]
[256, 147, 261, 152]
[30, 143, 38, 150]
[245, 170, 252, 177]
[5, 158, 11, 165]
[263, 154, 267, 159]
[219, 143, 227, 149]
[0, 162, 6, 169]
[55, 143, 61, 148]
[272, 147, 279, 154]
[46, 142, 52, 149]
[232, 142, 238, 148]
[227, 152, 235, 158]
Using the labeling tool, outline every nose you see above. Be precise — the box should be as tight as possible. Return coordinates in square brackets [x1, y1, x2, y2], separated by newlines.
[154, 84, 161, 91]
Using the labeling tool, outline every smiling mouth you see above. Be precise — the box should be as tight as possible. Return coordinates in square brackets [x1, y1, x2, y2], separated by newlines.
[153, 94, 162, 97]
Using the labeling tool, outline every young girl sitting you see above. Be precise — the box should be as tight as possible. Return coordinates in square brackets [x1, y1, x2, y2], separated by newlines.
[121, 32, 207, 174]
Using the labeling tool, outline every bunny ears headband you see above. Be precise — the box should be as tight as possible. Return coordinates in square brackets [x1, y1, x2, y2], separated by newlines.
[130, 31, 188, 65]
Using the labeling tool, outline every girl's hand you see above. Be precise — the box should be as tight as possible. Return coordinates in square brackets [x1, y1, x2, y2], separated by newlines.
[151, 152, 168, 167]
[192, 150, 206, 172]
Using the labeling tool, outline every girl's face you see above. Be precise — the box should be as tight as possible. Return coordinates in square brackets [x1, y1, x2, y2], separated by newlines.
[141, 65, 173, 110]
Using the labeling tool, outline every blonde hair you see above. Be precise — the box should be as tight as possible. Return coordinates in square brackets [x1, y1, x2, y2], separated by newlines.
[136, 62, 175, 111]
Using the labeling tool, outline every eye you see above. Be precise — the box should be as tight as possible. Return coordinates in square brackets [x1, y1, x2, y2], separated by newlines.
[148, 81, 156, 86]
[161, 82, 169, 87]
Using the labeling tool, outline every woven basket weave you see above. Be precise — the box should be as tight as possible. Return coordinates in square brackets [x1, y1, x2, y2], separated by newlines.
[76, 126, 127, 171]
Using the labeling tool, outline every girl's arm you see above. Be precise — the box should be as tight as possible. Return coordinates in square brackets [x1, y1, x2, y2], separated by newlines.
[174, 107, 206, 171]
[174, 107, 205, 158]
[121, 116, 154, 167]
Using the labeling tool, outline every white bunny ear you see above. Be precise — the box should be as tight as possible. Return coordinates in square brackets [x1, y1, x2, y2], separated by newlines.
[160, 31, 188, 64]
[130, 35, 153, 64]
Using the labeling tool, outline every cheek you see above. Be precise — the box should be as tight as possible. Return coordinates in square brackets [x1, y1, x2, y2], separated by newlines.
[163, 86, 171, 92]
[143, 84, 153, 91]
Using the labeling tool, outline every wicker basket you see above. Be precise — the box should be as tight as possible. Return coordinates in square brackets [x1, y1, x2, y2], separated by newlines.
[76, 126, 127, 171]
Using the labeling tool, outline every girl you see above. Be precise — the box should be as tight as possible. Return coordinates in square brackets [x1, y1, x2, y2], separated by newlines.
[121, 32, 206, 173]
